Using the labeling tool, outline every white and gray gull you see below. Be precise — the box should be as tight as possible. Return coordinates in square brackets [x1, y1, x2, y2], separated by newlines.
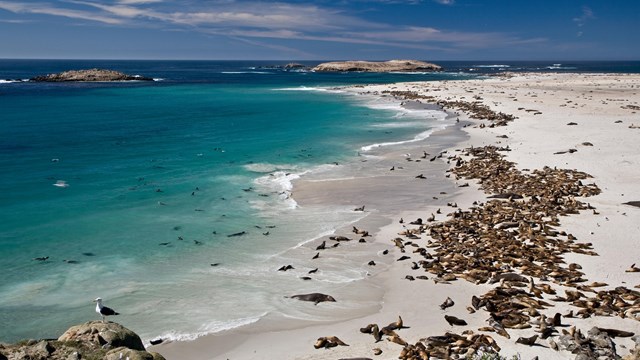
[93, 297, 119, 322]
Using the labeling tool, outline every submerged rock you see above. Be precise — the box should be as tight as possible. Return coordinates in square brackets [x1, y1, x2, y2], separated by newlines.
[30, 68, 154, 82]
[312, 60, 442, 72]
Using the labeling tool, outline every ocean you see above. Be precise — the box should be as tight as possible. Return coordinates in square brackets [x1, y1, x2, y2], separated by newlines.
[1, 60, 638, 343]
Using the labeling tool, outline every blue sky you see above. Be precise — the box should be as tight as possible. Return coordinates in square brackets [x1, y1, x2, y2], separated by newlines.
[0, 0, 638, 60]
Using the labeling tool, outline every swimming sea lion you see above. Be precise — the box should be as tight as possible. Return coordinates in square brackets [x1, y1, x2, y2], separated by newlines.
[289, 293, 336, 305]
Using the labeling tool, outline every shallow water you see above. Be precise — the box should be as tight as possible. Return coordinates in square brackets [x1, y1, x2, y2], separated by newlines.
[2, 60, 635, 342]
[0, 60, 468, 342]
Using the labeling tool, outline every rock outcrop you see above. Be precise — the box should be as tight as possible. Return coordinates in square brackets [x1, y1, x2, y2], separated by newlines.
[0, 321, 165, 360]
[58, 321, 145, 351]
[30, 68, 154, 82]
[312, 60, 442, 72]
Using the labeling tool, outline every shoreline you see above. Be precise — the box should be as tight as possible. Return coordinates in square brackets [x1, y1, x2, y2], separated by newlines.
[153, 72, 640, 359]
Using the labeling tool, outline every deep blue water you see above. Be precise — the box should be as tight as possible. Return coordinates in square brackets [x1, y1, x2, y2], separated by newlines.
[0, 60, 637, 343]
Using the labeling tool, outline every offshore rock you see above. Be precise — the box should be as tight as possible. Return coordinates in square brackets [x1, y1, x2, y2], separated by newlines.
[30, 68, 154, 82]
[313, 60, 442, 72]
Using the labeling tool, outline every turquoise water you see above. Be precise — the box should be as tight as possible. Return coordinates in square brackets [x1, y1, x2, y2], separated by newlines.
[3, 60, 637, 342]
[0, 61, 465, 342]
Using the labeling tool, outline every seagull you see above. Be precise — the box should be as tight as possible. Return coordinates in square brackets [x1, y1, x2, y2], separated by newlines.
[94, 297, 119, 322]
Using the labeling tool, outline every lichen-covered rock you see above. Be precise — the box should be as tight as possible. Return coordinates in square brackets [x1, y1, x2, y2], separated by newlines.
[106, 347, 166, 360]
[0, 322, 165, 360]
[58, 320, 145, 351]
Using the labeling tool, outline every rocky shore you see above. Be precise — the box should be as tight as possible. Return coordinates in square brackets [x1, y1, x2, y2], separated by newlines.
[312, 60, 442, 72]
[0, 321, 165, 360]
[30, 68, 154, 82]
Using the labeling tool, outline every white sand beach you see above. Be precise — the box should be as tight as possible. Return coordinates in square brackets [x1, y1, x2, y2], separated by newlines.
[154, 72, 640, 359]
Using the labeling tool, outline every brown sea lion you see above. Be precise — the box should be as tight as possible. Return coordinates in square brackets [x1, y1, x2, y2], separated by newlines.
[288, 293, 336, 305]
[444, 315, 467, 326]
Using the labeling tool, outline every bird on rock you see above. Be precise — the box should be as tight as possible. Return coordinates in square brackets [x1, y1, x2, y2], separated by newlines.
[94, 297, 119, 322]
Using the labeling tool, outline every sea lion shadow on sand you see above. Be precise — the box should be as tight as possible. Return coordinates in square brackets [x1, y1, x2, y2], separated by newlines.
[286, 293, 336, 305]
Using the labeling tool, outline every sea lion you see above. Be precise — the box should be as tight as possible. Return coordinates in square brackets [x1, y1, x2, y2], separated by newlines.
[278, 265, 294, 271]
[440, 297, 454, 310]
[516, 334, 538, 346]
[444, 315, 467, 326]
[596, 328, 634, 338]
[289, 293, 336, 305]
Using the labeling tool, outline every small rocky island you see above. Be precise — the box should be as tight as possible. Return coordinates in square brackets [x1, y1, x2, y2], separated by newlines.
[312, 59, 442, 72]
[30, 68, 154, 82]
[0, 321, 165, 360]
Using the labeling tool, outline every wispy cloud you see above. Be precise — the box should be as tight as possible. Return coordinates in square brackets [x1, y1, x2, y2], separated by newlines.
[573, 5, 594, 36]
[0, 1, 124, 24]
[0, 0, 542, 53]
[433, 0, 454, 5]
[117, 0, 163, 4]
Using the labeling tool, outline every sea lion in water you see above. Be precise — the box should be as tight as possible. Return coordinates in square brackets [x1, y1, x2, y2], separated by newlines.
[289, 293, 336, 305]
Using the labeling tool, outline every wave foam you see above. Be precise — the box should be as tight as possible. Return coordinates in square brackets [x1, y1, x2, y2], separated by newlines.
[153, 312, 268, 343]
[273, 86, 342, 93]
[243, 163, 298, 173]
[221, 71, 272, 75]
[0, 79, 24, 84]
[361, 128, 437, 152]
[473, 64, 511, 68]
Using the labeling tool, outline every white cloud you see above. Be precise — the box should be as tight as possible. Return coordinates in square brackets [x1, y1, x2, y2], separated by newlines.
[0, 1, 123, 24]
[573, 6, 594, 27]
[117, 0, 163, 4]
[0, 0, 544, 53]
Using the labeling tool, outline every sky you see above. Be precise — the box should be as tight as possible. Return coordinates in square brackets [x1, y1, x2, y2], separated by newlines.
[0, 0, 638, 60]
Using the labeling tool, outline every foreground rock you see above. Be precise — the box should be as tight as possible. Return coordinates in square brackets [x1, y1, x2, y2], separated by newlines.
[30, 68, 154, 82]
[312, 60, 442, 72]
[0, 321, 165, 360]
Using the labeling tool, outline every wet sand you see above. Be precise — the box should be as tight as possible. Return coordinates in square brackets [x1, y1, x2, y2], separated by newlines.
[153, 73, 640, 359]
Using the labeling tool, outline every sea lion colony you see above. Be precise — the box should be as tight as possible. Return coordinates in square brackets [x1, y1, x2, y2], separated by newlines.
[305, 91, 639, 358]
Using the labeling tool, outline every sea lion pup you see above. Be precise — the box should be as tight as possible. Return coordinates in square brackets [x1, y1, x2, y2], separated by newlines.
[516, 334, 538, 346]
[444, 315, 467, 326]
[288, 293, 336, 305]
[360, 324, 376, 333]
[313, 336, 349, 349]
[489, 272, 529, 284]
[440, 297, 454, 310]
[626, 263, 640, 273]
